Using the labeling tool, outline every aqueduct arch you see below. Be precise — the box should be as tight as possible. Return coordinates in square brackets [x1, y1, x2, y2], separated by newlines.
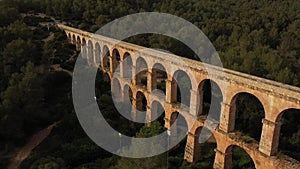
[149, 100, 165, 125]
[151, 63, 168, 94]
[275, 108, 300, 161]
[185, 126, 218, 163]
[122, 52, 133, 79]
[95, 42, 101, 66]
[81, 38, 87, 59]
[72, 34, 76, 44]
[67, 33, 71, 42]
[111, 78, 122, 100]
[228, 92, 265, 141]
[102, 45, 110, 72]
[223, 145, 256, 169]
[135, 91, 148, 123]
[135, 57, 148, 87]
[123, 84, 133, 103]
[172, 70, 192, 107]
[197, 79, 223, 119]
[112, 48, 121, 73]
[76, 36, 81, 51]
[60, 24, 300, 169]
[88, 40, 94, 65]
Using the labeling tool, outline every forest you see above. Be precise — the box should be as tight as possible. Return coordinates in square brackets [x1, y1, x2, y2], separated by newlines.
[0, 0, 299, 169]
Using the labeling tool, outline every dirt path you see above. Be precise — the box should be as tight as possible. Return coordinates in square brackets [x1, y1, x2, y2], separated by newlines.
[7, 122, 59, 169]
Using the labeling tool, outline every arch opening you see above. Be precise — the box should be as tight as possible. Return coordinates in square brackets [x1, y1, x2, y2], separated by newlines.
[230, 93, 265, 142]
[225, 145, 255, 169]
[72, 34, 76, 44]
[95, 43, 101, 67]
[112, 49, 121, 74]
[113, 84, 133, 124]
[169, 111, 188, 155]
[123, 52, 132, 80]
[172, 70, 192, 107]
[82, 38, 87, 59]
[278, 109, 300, 161]
[150, 101, 165, 126]
[197, 79, 223, 121]
[95, 69, 111, 98]
[190, 127, 217, 166]
[124, 84, 133, 104]
[103, 45, 110, 71]
[152, 63, 168, 94]
[111, 78, 122, 102]
[67, 33, 71, 42]
[88, 40, 94, 65]
[136, 91, 147, 112]
[135, 57, 148, 87]
[76, 36, 81, 51]
[136, 91, 147, 123]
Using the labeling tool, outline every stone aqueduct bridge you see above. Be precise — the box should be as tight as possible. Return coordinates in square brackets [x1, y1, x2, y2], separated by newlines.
[58, 24, 300, 169]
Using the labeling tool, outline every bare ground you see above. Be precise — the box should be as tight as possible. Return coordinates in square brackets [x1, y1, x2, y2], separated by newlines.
[7, 122, 59, 169]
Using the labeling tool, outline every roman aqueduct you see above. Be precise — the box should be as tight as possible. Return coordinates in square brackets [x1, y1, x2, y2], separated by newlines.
[58, 24, 300, 169]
